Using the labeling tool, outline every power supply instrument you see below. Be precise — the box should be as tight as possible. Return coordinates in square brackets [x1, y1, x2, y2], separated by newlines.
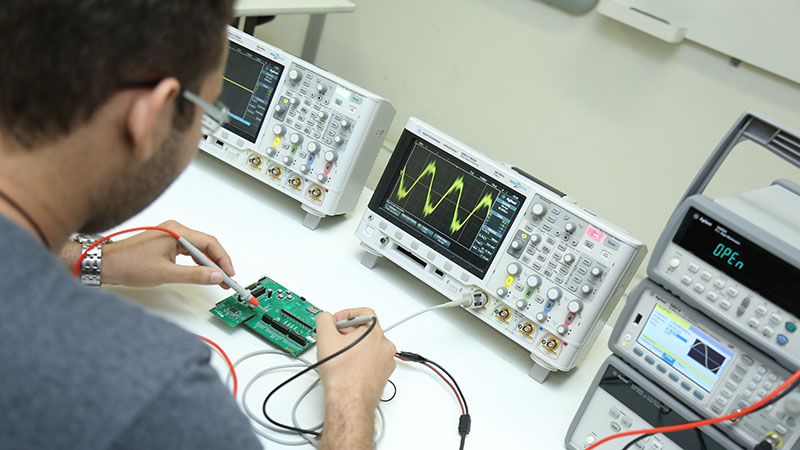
[648, 112, 800, 370]
[355, 117, 646, 382]
[610, 279, 800, 449]
[199, 26, 396, 229]
[565, 355, 742, 450]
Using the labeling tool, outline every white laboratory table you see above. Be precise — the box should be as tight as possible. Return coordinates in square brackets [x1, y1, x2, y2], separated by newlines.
[107, 152, 615, 449]
[233, 0, 356, 62]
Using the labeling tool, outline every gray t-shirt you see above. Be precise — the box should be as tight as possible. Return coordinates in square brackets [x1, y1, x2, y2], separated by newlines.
[0, 215, 261, 449]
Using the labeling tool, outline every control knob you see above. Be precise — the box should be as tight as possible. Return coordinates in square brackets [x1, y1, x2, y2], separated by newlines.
[288, 69, 302, 83]
[272, 124, 286, 136]
[275, 104, 286, 114]
[581, 284, 593, 295]
[298, 165, 310, 174]
[531, 203, 547, 218]
[333, 135, 345, 146]
[547, 287, 562, 301]
[282, 156, 293, 165]
[568, 300, 583, 314]
[316, 173, 328, 183]
[565, 222, 577, 234]
[536, 312, 547, 323]
[265, 147, 277, 157]
[783, 393, 800, 416]
[516, 299, 528, 310]
[316, 111, 328, 121]
[530, 234, 542, 245]
[324, 150, 338, 162]
[289, 133, 303, 145]
[507, 263, 522, 276]
[496, 287, 508, 298]
[316, 83, 327, 94]
[563, 254, 576, 265]
[289, 97, 300, 106]
[526, 275, 541, 288]
[557, 324, 569, 336]
[307, 142, 321, 154]
[590, 267, 604, 278]
[510, 239, 523, 251]
[340, 119, 351, 129]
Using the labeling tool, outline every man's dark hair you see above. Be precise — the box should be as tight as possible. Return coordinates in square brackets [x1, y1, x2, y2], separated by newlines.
[0, 0, 234, 147]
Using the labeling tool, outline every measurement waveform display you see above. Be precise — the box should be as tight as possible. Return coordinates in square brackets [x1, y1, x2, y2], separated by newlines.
[378, 134, 524, 277]
[390, 143, 498, 250]
[687, 340, 726, 374]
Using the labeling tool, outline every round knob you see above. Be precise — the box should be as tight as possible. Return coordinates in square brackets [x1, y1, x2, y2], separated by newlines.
[272, 124, 286, 136]
[507, 263, 522, 276]
[526, 275, 541, 288]
[316, 83, 327, 94]
[333, 135, 345, 146]
[568, 300, 584, 314]
[547, 287, 562, 301]
[307, 142, 321, 154]
[289, 133, 303, 145]
[340, 119, 351, 129]
[316, 111, 328, 121]
[531, 203, 547, 217]
[669, 258, 681, 269]
[557, 325, 569, 336]
[530, 234, 542, 245]
[496, 287, 508, 298]
[275, 104, 286, 114]
[581, 285, 593, 295]
[324, 150, 338, 162]
[288, 69, 302, 82]
[563, 254, 576, 265]
[289, 97, 300, 106]
[591, 267, 603, 278]
[265, 147, 277, 157]
[783, 393, 800, 416]
[516, 299, 528, 310]
[536, 312, 547, 323]
[299, 165, 310, 174]
[282, 156, 293, 165]
[565, 222, 577, 234]
[510, 240, 523, 251]
[316, 173, 328, 183]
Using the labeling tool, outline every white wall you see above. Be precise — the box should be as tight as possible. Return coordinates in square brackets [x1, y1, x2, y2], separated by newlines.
[255, 0, 800, 279]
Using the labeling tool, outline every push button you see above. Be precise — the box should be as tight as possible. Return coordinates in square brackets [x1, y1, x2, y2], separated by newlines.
[787, 322, 797, 333]
[777, 334, 789, 346]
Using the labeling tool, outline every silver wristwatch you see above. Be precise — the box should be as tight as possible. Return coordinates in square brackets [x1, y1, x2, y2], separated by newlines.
[73, 234, 106, 287]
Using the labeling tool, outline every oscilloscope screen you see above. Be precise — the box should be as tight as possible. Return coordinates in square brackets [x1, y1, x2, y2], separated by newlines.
[370, 130, 525, 278]
[219, 41, 284, 143]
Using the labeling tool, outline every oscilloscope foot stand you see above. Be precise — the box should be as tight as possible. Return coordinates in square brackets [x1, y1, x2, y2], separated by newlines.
[301, 206, 324, 230]
[529, 360, 554, 383]
[359, 249, 381, 270]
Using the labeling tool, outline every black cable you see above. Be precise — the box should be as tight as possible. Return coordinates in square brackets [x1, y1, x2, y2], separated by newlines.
[620, 377, 800, 450]
[380, 379, 397, 403]
[396, 351, 471, 449]
[262, 317, 378, 437]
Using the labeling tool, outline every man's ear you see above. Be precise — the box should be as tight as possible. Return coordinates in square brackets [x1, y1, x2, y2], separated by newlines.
[126, 77, 181, 160]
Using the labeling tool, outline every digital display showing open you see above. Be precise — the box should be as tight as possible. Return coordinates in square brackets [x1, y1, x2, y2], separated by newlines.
[673, 207, 800, 315]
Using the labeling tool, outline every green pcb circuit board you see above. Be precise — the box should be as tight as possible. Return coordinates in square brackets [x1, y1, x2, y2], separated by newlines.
[209, 276, 322, 355]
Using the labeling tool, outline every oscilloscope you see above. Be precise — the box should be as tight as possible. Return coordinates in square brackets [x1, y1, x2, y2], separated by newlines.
[648, 112, 800, 371]
[199, 27, 396, 229]
[355, 117, 646, 381]
[609, 279, 799, 450]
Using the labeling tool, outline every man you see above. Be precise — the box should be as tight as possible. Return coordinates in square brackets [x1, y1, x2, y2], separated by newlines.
[0, 2, 396, 449]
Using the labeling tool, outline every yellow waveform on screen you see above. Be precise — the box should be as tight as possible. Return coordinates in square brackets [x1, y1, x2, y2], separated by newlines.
[396, 161, 494, 234]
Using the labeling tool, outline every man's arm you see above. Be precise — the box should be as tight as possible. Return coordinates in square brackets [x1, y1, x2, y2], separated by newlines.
[315, 308, 397, 450]
[59, 220, 235, 288]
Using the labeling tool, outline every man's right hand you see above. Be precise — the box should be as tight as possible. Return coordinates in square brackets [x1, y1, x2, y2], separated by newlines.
[315, 308, 396, 449]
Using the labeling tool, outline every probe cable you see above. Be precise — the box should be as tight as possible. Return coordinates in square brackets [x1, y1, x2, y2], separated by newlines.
[395, 351, 471, 450]
[194, 334, 238, 398]
[261, 316, 378, 437]
[587, 365, 800, 450]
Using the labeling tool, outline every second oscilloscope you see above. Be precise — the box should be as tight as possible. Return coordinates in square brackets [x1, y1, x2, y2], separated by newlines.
[355, 117, 646, 381]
